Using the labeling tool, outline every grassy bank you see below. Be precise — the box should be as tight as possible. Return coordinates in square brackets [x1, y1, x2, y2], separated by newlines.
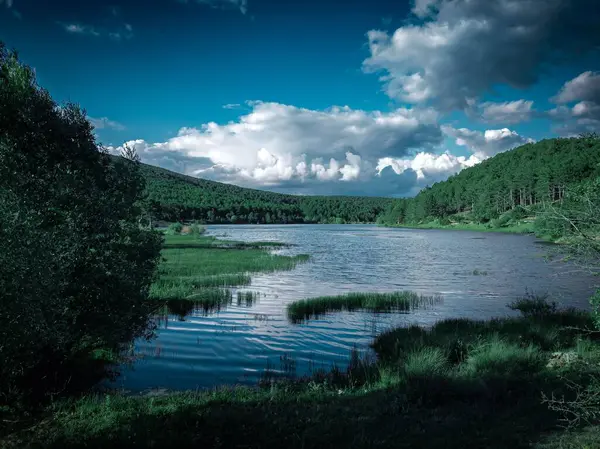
[150, 234, 309, 311]
[3, 297, 600, 449]
[287, 291, 442, 323]
[385, 220, 536, 235]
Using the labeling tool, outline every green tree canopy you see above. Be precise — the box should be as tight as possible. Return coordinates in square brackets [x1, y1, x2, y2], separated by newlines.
[0, 44, 163, 405]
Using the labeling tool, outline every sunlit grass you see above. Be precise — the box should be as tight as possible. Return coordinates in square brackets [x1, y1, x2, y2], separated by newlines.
[150, 234, 309, 305]
[286, 291, 442, 323]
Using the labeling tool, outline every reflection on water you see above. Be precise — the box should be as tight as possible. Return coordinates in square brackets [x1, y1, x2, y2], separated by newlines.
[112, 224, 596, 392]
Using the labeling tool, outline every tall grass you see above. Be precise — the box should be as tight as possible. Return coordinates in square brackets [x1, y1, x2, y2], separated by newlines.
[286, 291, 442, 323]
[150, 235, 309, 307]
[374, 302, 594, 363]
[4, 297, 600, 449]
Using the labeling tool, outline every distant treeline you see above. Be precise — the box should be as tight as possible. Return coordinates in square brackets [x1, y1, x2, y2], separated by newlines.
[136, 161, 394, 224]
[377, 135, 600, 226]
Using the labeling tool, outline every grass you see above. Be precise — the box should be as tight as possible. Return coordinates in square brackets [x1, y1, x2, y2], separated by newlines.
[4, 299, 600, 449]
[389, 220, 536, 235]
[286, 291, 443, 323]
[149, 235, 308, 310]
[237, 290, 260, 306]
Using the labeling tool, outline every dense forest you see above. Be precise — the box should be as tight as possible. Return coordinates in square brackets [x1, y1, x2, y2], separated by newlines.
[377, 135, 600, 228]
[135, 160, 394, 224]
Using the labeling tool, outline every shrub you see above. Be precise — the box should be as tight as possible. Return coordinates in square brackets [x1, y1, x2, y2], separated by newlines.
[189, 223, 206, 236]
[0, 45, 163, 406]
[438, 217, 451, 226]
[166, 222, 184, 235]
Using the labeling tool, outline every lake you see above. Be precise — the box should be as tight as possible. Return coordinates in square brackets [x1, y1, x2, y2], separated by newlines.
[111, 224, 596, 393]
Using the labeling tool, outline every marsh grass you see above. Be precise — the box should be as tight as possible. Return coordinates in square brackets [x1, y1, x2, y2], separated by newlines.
[4, 298, 600, 449]
[374, 308, 594, 363]
[150, 235, 308, 308]
[237, 291, 259, 306]
[287, 291, 442, 323]
[460, 336, 546, 378]
[508, 292, 558, 317]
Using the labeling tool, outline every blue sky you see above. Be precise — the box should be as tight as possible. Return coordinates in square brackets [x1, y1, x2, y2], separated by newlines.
[1, 0, 599, 196]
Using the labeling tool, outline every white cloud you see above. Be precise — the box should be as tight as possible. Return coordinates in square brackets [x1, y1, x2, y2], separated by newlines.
[222, 103, 242, 109]
[63, 23, 101, 37]
[107, 101, 445, 194]
[377, 151, 479, 182]
[468, 99, 534, 125]
[363, 0, 600, 110]
[376, 125, 534, 191]
[442, 125, 535, 159]
[552, 71, 600, 104]
[549, 71, 600, 135]
[60, 22, 133, 40]
[0, 0, 14, 7]
[89, 116, 126, 131]
[411, 0, 441, 18]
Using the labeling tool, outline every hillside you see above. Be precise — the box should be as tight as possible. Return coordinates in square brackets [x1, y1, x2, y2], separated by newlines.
[377, 134, 600, 229]
[133, 160, 394, 224]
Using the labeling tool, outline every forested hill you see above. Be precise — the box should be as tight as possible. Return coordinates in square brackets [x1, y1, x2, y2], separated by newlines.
[377, 135, 600, 228]
[133, 160, 394, 224]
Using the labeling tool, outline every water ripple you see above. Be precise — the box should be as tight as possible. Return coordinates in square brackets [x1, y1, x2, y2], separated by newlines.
[112, 224, 596, 392]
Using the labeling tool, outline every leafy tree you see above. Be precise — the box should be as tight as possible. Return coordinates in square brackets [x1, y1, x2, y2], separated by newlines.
[0, 45, 163, 405]
[379, 135, 600, 227]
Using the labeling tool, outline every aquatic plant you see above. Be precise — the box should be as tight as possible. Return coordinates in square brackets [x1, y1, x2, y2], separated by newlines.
[286, 291, 442, 323]
[150, 235, 308, 302]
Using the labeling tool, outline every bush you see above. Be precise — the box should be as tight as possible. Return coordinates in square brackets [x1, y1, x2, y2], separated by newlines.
[166, 222, 183, 235]
[438, 217, 451, 226]
[490, 214, 511, 229]
[189, 223, 206, 236]
[0, 45, 163, 406]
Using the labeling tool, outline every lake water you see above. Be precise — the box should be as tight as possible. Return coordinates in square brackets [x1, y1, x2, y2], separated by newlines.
[112, 224, 597, 393]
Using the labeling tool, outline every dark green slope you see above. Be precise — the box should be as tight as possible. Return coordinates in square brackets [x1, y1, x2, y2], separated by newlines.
[378, 135, 600, 228]
[133, 159, 394, 224]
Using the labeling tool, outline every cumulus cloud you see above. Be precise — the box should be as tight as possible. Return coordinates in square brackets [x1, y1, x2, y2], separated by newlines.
[88, 116, 126, 131]
[376, 125, 534, 191]
[552, 71, 600, 104]
[106, 101, 447, 195]
[363, 0, 600, 110]
[467, 99, 535, 125]
[442, 125, 535, 159]
[549, 71, 600, 135]
[377, 151, 479, 183]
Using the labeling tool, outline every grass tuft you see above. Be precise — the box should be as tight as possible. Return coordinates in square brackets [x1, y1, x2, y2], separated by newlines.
[404, 347, 448, 378]
[287, 291, 442, 323]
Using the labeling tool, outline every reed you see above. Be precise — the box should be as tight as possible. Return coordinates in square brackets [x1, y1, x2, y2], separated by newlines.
[286, 291, 442, 323]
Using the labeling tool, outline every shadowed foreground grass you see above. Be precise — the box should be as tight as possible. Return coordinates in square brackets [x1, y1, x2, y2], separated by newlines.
[4, 299, 600, 449]
[287, 291, 442, 323]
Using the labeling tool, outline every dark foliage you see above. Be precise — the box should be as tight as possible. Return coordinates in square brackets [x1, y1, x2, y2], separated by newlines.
[0, 44, 163, 406]
[133, 160, 394, 224]
[378, 135, 600, 226]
